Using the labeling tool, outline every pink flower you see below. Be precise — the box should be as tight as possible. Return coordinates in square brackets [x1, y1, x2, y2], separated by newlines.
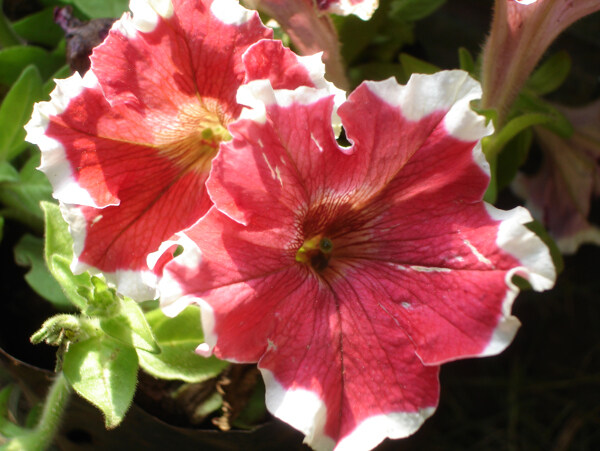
[160, 71, 555, 450]
[481, 0, 600, 125]
[26, 0, 340, 300]
[513, 100, 600, 253]
[242, 0, 378, 90]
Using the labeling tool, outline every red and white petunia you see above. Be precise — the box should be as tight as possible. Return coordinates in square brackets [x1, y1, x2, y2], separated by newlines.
[513, 100, 600, 254]
[481, 0, 600, 124]
[160, 71, 555, 450]
[242, 0, 378, 90]
[26, 0, 340, 300]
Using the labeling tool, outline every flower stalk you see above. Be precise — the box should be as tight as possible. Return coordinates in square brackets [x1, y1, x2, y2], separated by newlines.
[5, 373, 71, 451]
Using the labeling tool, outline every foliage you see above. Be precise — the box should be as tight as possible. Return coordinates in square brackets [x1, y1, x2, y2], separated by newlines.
[0, 0, 598, 449]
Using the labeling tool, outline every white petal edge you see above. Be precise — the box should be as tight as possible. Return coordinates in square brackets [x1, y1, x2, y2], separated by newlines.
[157, 234, 221, 360]
[241, 42, 346, 135]
[25, 71, 105, 208]
[260, 368, 335, 451]
[481, 204, 556, 357]
[238, 80, 338, 130]
[60, 202, 160, 301]
[325, 0, 379, 20]
[261, 368, 435, 451]
[211, 0, 256, 25]
[278, 50, 345, 136]
[335, 408, 436, 451]
[129, 0, 173, 33]
[158, 233, 204, 314]
[365, 70, 493, 142]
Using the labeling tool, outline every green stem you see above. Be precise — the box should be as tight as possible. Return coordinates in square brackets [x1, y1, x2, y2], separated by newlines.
[6, 372, 71, 451]
[0, 10, 23, 48]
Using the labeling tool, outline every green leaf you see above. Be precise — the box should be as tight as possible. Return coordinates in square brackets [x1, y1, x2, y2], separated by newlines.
[42, 201, 72, 261]
[390, 0, 446, 22]
[0, 46, 64, 86]
[496, 128, 533, 192]
[50, 256, 91, 310]
[0, 162, 19, 183]
[335, 1, 390, 66]
[100, 297, 160, 353]
[14, 234, 71, 309]
[458, 47, 475, 75]
[63, 336, 138, 429]
[514, 93, 574, 138]
[0, 8, 23, 47]
[526, 51, 571, 96]
[0, 154, 53, 230]
[484, 112, 554, 161]
[63, 0, 129, 19]
[42, 201, 91, 310]
[482, 111, 549, 203]
[348, 62, 404, 86]
[0, 65, 43, 162]
[82, 276, 121, 317]
[400, 53, 440, 78]
[231, 379, 267, 429]
[12, 8, 64, 47]
[483, 150, 498, 204]
[139, 306, 228, 383]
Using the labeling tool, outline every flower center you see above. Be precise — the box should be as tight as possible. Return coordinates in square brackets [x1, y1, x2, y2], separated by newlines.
[156, 102, 232, 173]
[296, 235, 334, 272]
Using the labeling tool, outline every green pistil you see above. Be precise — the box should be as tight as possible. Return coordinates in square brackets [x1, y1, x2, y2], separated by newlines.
[319, 237, 333, 254]
[296, 235, 334, 271]
[200, 125, 231, 143]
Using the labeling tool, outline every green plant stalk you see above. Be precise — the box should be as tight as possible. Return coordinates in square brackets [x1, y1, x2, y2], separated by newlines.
[0, 10, 23, 48]
[5, 372, 71, 451]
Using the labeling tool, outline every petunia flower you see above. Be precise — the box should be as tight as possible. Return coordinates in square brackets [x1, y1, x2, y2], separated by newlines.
[160, 71, 556, 450]
[481, 0, 600, 125]
[25, 0, 341, 300]
[513, 100, 600, 254]
[242, 0, 379, 90]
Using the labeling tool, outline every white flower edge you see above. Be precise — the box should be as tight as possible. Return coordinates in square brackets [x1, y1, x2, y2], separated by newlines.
[261, 368, 435, 451]
[242, 41, 346, 135]
[325, 0, 379, 21]
[130, 0, 173, 33]
[156, 232, 206, 317]
[238, 80, 339, 134]
[481, 204, 556, 357]
[211, 0, 258, 25]
[365, 70, 494, 142]
[25, 71, 107, 208]
[61, 202, 163, 302]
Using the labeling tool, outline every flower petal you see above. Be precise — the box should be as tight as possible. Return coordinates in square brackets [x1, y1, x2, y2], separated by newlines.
[92, 0, 271, 119]
[161, 70, 555, 449]
[27, 0, 329, 299]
